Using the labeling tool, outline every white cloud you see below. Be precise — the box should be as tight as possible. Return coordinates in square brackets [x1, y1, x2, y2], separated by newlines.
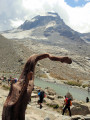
[21, 0, 90, 33]
[22, 0, 43, 10]
[0, 0, 90, 33]
[10, 18, 24, 28]
[65, 2, 90, 33]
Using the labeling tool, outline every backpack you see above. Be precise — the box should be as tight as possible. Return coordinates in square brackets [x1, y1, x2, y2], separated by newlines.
[67, 98, 72, 106]
[40, 91, 45, 99]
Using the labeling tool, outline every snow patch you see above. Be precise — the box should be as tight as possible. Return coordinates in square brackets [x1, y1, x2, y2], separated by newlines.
[45, 21, 56, 29]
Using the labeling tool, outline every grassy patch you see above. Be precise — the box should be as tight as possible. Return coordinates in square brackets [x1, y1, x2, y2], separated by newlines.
[65, 80, 82, 87]
[46, 103, 59, 109]
[82, 84, 90, 88]
[38, 74, 48, 78]
[2, 85, 10, 90]
[50, 73, 66, 80]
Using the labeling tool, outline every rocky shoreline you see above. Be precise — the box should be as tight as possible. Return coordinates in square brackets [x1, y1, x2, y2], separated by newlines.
[37, 76, 90, 95]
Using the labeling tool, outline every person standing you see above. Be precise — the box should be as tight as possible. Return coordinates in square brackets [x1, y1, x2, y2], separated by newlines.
[86, 97, 89, 103]
[62, 96, 72, 116]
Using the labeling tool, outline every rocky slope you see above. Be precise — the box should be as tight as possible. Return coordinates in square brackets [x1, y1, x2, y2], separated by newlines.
[0, 35, 21, 76]
[0, 34, 34, 78]
[80, 32, 90, 43]
[1, 12, 90, 82]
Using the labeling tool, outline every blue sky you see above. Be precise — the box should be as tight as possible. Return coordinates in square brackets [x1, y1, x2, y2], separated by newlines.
[65, 0, 90, 7]
[0, 0, 90, 33]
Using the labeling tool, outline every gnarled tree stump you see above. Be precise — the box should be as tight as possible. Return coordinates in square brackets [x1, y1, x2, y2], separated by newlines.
[2, 53, 72, 120]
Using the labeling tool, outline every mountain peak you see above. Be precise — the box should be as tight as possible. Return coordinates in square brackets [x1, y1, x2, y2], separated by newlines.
[19, 12, 63, 30]
[18, 12, 84, 42]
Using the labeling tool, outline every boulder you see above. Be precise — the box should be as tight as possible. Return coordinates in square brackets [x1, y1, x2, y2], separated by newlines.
[31, 93, 37, 98]
[44, 117, 50, 120]
[71, 102, 90, 115]
[47, 95, 55, 100]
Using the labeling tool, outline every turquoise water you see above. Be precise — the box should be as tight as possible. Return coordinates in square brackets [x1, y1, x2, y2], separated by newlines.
[35, 79, 90, 102]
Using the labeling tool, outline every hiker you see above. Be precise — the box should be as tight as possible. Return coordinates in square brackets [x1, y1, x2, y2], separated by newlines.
[2, 76, 6, 82]
[8, 76, 12, 85]
[62, 96, 72, 116]
[11, 78, 16, 84]
[86, 97, 89, 103]
[37, 90, 46, 109]
[14, 78, 18, 83]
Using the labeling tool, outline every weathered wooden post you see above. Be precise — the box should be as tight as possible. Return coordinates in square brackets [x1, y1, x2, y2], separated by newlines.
[2, 53, 72, 120]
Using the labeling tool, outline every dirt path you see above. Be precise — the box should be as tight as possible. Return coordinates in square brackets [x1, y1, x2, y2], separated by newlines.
[26, 97, 70, 120]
